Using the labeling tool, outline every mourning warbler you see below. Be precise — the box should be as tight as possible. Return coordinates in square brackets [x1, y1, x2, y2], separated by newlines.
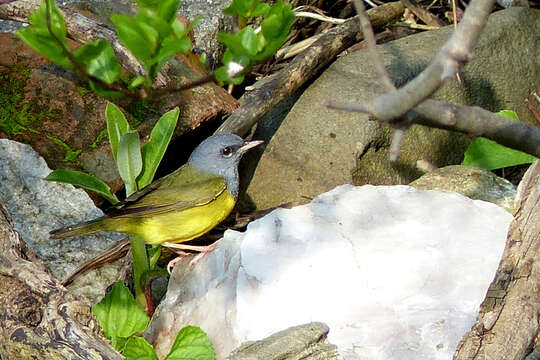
[50, 134, 263, 253]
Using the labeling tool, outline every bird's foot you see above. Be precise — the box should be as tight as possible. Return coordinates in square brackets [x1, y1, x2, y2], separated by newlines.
[163, 242, 218, 273]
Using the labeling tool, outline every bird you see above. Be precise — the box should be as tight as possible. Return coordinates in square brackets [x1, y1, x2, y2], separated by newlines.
[50, 133, 263, 265]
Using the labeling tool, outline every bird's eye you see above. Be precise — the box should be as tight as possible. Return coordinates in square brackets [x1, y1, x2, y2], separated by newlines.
[221, 146, 233, 157]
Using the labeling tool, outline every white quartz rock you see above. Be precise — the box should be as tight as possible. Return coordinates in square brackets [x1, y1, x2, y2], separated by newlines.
[147, 185, 513, 360]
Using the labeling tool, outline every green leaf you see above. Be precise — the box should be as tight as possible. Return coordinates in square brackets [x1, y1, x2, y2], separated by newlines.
[32, 0, 67, 41]
[461, 110, 537, 170]
[45, 169, 119, 204]
[147, 245, 162, 269]
[136, 8, 172, 40]
[16, 28, 73, 68]
[137, 107, 179, 188]
[135, 0, 161, 10]
[92, 282, 150, 351]
[16, 0, 72, 69]
[124, 337, 159, 360]
[111, 14, 156, 61]
[461, 137, 536, 170]
[117, 130, 143, 196]
[106, 102, 131, 163]
[75, 40, 121, 84]
[497, 109, 519, 120]
[164, 326, 215, 360]
[239, 27, 259, 56]
[223, 0, 269, 18]
[251, 2, 271, 17]
[130, 76, 149, 89]
[158, 0, 181, 24]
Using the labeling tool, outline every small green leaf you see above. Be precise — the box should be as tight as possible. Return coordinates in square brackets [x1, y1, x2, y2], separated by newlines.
[136, 9, 172, 40]
[124, 337, 159, 360]
[135, 0, 161, 10]
[92, 282, 150, 351]
[158, 0, 181, 24]
[16, 27, 73, 68]
[117, 130, 143, 196]
[111, 14, 156, 61]
[147, 245, 162, 269]
[15, 0, 72, 67]
[462, 137, 536, 170]
[75, 40, 121, 84]
[130, 76, 149, 89]
[251, 2, 271, 17]
[164, 326, 215, 360]
[45, 169, 119, 204]
[462, 110, 537, 170]
[33, 0, 67, 42]
[106, 102, 131, 162]
[239, 27, 258, 56]
[497, 109, 519, 120]
[137, 107, 179, 189]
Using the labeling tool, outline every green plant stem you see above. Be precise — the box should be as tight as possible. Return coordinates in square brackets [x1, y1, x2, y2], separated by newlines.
[130, 234, 150, 310]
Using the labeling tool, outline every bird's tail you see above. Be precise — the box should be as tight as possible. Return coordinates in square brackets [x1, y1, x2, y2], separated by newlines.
[50, 217, 107, 239]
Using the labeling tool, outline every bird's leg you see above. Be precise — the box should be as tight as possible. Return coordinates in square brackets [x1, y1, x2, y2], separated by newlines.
[163, 242, 218, 272]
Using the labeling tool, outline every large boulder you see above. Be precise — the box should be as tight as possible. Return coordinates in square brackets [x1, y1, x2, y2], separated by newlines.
[244, 8, 539, 210]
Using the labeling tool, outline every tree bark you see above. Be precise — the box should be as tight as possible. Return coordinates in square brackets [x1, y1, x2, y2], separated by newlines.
[453, 160, 540, 359]
[0, 203, 122, 360]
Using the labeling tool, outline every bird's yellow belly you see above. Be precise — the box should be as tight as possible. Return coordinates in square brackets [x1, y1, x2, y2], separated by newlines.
[118, 190, 236, 245]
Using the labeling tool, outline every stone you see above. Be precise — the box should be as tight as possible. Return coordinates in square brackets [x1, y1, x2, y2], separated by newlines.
[410, 165, 516, 213]
[0, 139, 127, 304]
[146, 184, 513, 359]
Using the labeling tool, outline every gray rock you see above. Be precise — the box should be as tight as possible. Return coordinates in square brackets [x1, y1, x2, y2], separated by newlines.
[245, 8, 540, 210]
[228, 322, 339, 360]
[179, 0, 235, 66]
[0, 139, 127, 304]
[410, 165, 517, 213]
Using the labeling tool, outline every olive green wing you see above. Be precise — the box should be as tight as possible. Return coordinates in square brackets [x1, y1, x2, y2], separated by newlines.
[108, 166, 228, 218]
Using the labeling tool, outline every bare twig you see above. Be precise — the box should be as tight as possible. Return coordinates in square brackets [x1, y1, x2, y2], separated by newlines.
[400, 0, 446, 27]
[353, 0, 395, 92]
[330, 0, 496, 122]
[392, 22, 440, 30]
[294, 11, 346, 24]
[410, 100, 540, 157]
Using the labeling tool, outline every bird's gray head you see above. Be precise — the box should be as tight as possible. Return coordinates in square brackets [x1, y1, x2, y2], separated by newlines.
[188, 133, 263, 198]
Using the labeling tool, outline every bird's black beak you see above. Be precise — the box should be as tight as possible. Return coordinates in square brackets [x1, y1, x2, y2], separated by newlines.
[238, 139, 264, 154]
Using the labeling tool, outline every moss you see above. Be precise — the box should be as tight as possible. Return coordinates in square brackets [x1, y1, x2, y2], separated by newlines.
[0, 68, 83, 165]
[76, 85, 91, 97]
[130, 99, 159, 127]
[90, 128, 108, 149]
[45, 134, 83, 166]
[0, 73, 26, 137]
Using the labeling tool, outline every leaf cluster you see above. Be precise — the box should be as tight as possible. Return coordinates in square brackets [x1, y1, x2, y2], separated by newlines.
[46, 102, 179, 201]
[93, 282, 215, 360]
[215, 0, 295, 84]
[16, 0, 193, 98]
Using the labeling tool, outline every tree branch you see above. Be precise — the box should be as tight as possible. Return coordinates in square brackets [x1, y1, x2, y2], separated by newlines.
[0, 203, 122, 359]
[331, 0, 496, 122]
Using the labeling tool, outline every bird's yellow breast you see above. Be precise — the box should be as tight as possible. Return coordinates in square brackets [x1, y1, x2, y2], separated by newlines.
[110, 189, 236, 245]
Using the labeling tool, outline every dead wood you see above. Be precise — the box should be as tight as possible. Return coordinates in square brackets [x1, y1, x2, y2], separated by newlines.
[453, 160, 540, 359]
[0, 203, 121, 360]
